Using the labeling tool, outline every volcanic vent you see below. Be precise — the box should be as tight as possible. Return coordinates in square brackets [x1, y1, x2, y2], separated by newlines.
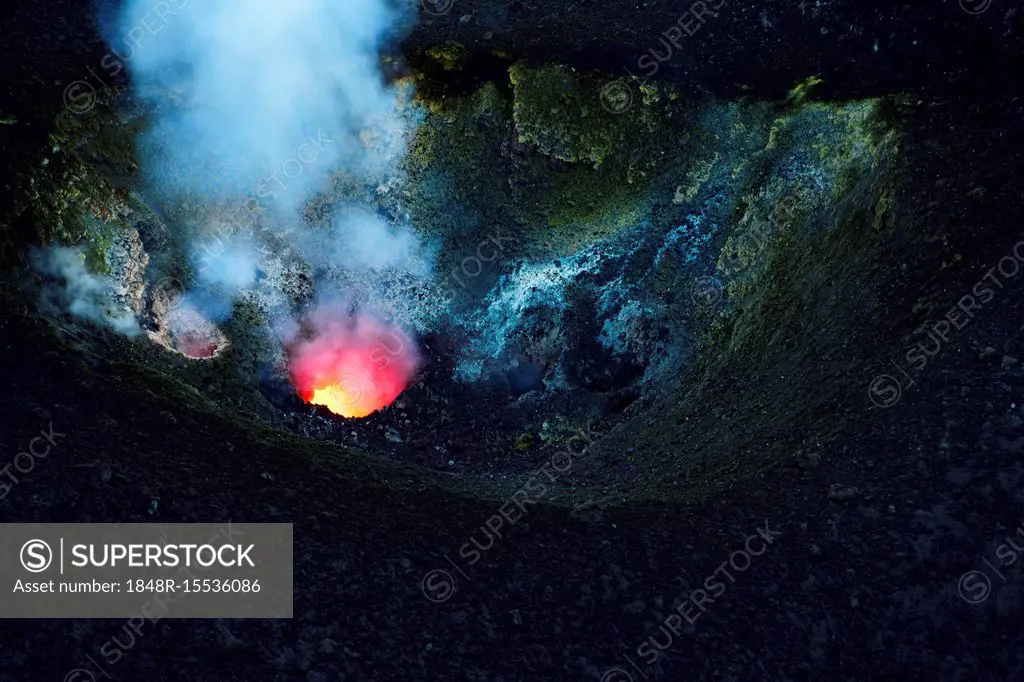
[286, 303, 420, 419]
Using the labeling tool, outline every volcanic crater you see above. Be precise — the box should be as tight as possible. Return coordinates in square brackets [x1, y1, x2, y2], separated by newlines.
[2, 0, 1024, 680]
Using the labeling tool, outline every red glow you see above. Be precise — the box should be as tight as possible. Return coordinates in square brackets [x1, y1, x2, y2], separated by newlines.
[147, 301, 228, 360]
[177, 332, 221, 359]
[287, 304, 420, 418]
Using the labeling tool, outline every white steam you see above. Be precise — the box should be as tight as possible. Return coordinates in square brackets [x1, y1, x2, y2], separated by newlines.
[30, 246, 141, 336]
[28, 0, 437, 341]
[114, 0, 409, 204]
[193, 231, 261, 290]
[297, 206, 434, 277]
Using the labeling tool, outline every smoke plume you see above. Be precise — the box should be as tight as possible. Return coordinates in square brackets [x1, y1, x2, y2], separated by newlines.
[105, 0, 429, 313]
[30, 245, 141, 336]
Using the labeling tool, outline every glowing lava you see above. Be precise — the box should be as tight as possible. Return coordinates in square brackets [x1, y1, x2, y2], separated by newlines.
[287, 305, 420, 418]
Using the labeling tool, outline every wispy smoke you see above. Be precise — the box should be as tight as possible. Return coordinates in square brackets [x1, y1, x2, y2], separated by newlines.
[30, 246, 141, 336]
[99, 0, 425, 314]
[297, 205, 434, 278]
[194, 231, 261, 288]
[114, 0, 410, 203]
[184, 230, 263, 320]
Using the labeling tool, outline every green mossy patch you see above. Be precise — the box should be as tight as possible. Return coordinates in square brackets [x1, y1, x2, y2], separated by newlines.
[10, 94, 141, 274]
[507, 63, 675, 165]
[424, 43, 470, 72]
[713, 99, 898, 310]
[401, 80, 517, 275]
[78, 214, 121, 275]
[506, 63, 698, 247]
[405, 60, 688, 244]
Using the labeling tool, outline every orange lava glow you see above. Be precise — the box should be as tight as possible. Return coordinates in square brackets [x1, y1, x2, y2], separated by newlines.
[288, 306, 420, 418]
